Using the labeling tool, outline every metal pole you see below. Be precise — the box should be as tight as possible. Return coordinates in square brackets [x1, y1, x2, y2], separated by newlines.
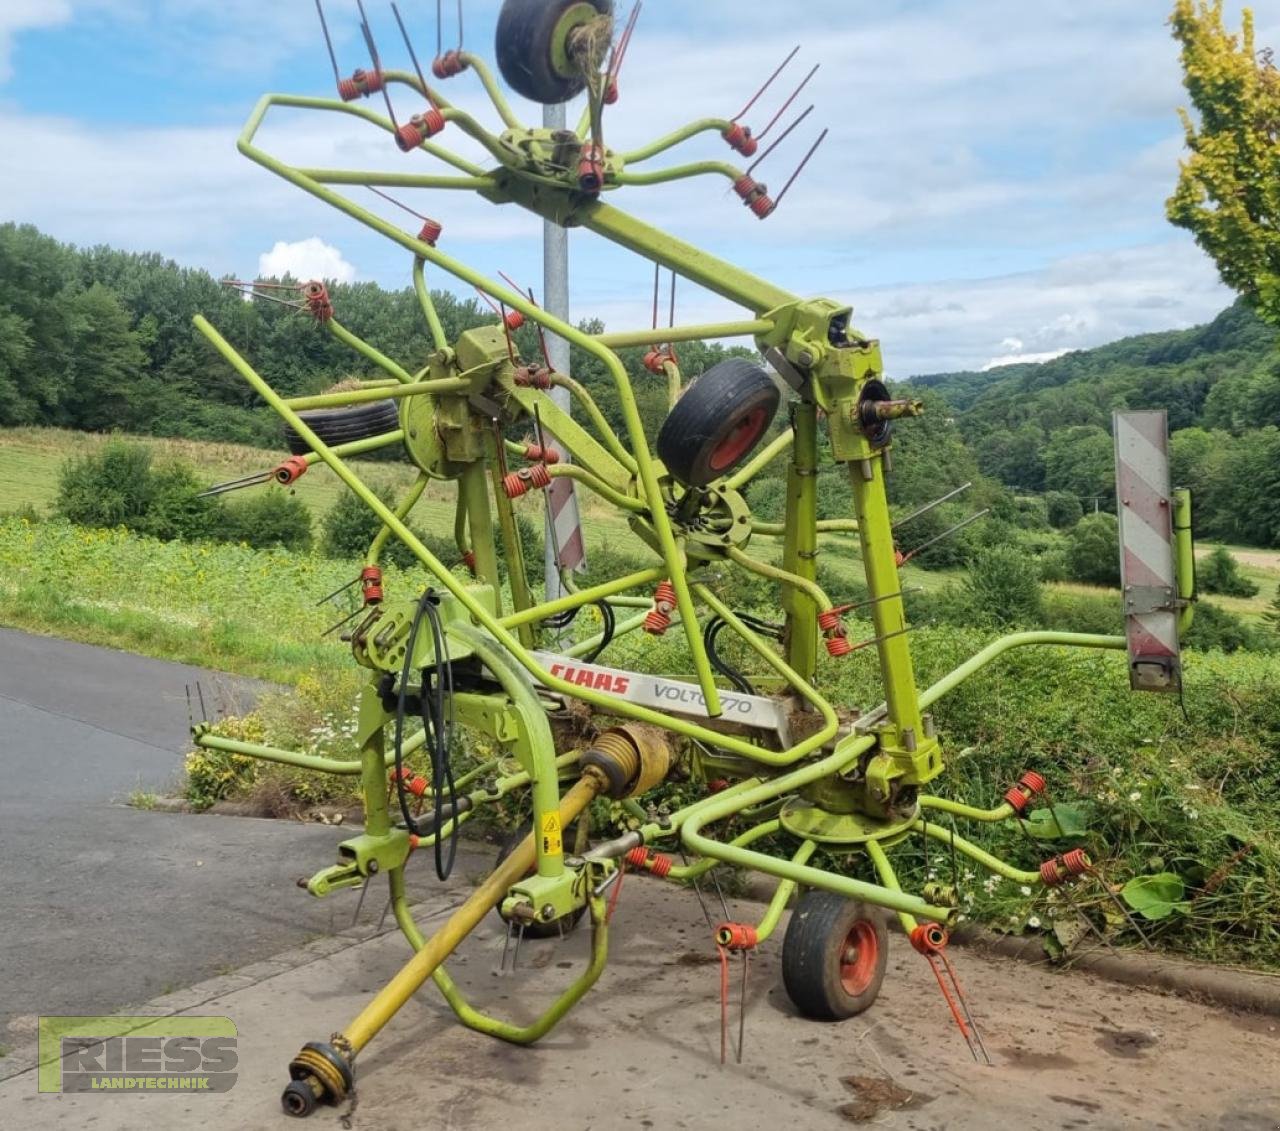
[543, 101, 585, 604]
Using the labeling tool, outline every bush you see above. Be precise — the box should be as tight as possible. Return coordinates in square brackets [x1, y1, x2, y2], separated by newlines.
[1183, 601, 1273, 653]
[136, 463, 223, 542]
[221, 490, 312, 550]
[961, 545, 1044, 626]
[1038, 549, 1071, 583]
[1067, 512, 1121, 586]
[56, 439, 155, 528]
[1045, 490, 1084, 529]
[1197, 546, 1259, 597]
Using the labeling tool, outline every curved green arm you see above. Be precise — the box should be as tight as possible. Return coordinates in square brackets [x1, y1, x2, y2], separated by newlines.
[551, 374, 638, 473]
[613, 159, 743, 188]
[914, 819, 1042, 886]
[755, 839, 817, 944]
[666, 818, 782, 881]
[725, 545, 834, 613]
[193, 731, 403, 776]
[546, 462, 645, 513]
[918, 631, 1126, 710]
[412, 258, 448, 351]
[368, 473, 428, 567]
[456, 53, 523, 130]
[618, 119, 732, 164]
[592, 319, 773, 350]
[326, 318, 413, 383]
[917, 795, 1016, 823]
[500, 567, 663, 630]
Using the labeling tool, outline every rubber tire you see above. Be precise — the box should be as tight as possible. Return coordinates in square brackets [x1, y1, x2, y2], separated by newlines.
[781, 892, 888, 1021]
[495, 0, 613, 105]
[492, 822, 587, 939]
[282, 399, 400, 456]
[655, 358, 781, 488]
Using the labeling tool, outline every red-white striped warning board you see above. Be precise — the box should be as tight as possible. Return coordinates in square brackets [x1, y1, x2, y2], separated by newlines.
[1113, 410, 1181, 692]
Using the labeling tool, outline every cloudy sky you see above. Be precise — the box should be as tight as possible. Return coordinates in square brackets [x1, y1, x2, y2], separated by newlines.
[3, 0, 1277, 375]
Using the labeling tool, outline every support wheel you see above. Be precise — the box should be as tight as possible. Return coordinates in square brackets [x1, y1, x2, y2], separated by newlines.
[781, 892, 888, 1020]
[655, 358, 780, 487]
[281, 1079, 319, 1118]
[492, 823, 587, 939]
[282, 399, 400, 456]
[495, 0, 613, 105]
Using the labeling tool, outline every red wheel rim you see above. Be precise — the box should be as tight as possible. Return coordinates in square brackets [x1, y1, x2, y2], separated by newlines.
[708, 406, 768, 472]
[839, 920, 879, 995]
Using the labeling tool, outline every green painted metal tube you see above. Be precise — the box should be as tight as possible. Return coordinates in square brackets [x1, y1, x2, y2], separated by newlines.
[918, 631, 1126, 710]
[551, 374, 638, 473]
[614, 160, 741, 187]
[484, 432, 535, 647]
[367, 473, 428, 567]
[863, 838, 919, 934]
[618, 119, 731, 164]
[724, 428, 795, 490]
[755, 839, 817, 944]
[915, 819, 1042, 886]
[667, 819, 782, 881]
[455, 52, 523, 129]
[781, 403, 820, 679]
[326, 318, 413, 384]
[295, 430, 405, 465]
[593, 319, 774, 350]
[412, 258, 448, 351]
[459, 460, 502, 612]
[1172, 487, 1196, 634]
[302, 166, 497, 190]
[283, 377, 470, 411]
[561, 609, 652, 659]
[193, 731, 396, 776]
[500, 567, 663, 630]
[416, 894, 610, 1045]
[237, 95, 723, 716]
[917, 795, 1016, 823]
[750, 519, 860, 537]
[726, 544, 833, 613]
[545, 462, 645, 512]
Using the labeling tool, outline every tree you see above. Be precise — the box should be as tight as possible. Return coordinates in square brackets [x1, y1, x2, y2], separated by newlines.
[1067, 513, 1122, 586]
[962, 545, 1044, 626]
[1043, 426, 1115, 507]
[1045, 490, 1084, 529]
[1197, 545, 1260, 596]
[1168, 2, 1280, 323]
[1264, 582, 1280, 632]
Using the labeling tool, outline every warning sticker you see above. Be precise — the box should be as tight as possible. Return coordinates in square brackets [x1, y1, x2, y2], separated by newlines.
[541, 811, 563, 857]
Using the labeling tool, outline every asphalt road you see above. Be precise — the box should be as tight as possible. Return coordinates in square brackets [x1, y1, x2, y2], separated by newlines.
[0, 628, 353, 1042]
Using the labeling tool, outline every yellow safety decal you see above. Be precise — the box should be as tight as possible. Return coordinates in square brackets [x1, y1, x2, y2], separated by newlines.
[540, 811, 563, 856]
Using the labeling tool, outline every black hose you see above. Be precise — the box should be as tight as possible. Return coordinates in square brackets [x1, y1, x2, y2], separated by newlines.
[704, 616, 756, 695]
[391, 589, 459, 881]
[580, 600, 615, 664]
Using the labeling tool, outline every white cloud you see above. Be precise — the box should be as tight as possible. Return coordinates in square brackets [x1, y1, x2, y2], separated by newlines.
[982, 349, 1071, 372]
[0, 1, 72, 82]
[258, 237, 356, 284]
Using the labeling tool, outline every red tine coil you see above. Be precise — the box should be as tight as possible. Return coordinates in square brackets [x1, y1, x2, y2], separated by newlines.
[722, 123, 758, 157]
[1019, 771, 1047, 795]
[396, 109, 446, 151]
[503, 309, 525, 331]
[643, 608, 672, 635]
[406, 775, 430, 797]
[816, 609, 842, 632]
[1004, 785, 1030, 814]
[625, 847, 650, 869]
[1062, 848, 1092, 875]
[431, 50, 467, 79]
[653, 580, 677, 612]
[338, 67, 383, 101]
[716, 922, 758, 950]
[649, 853, 673, 878]
[418, 218, 443, 246]
[1040, 858, 1064, 886]
[360, 565, 383, 606]
[302, 281, 333, 322]
[826, 635, 853, 657]
[273, 456, 309, 486]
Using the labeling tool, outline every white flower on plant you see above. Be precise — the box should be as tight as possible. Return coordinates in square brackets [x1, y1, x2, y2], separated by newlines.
[1019, 885, 1032, 896]
[1128, 791, 1141, 802]
[1028, 915, 1042, 928]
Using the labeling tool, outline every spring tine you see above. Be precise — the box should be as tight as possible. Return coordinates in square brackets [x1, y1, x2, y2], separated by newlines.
[351, 874, 371, 926]
[456, 0, 464, 51]
[315, 574, 361, 607]
[938, 951, 992, 1065]
[512, 920, 525, 970]
[185, 684, 193, 729]
[322, 605, 366, 637]
[314, 0, 342, 85]
[668, 269, 676, 330]
[196, 681, 207, 723]
[607, 1, 642, 83]
[392, 1, 434, 103]
[848, 623, 919, 654]
[737, 951, 748, 1064]
[757, 63, 820, 140]
[893, 482, 974, 530]
[497, 277, 552, 368]
[718, 945, 729, 1065]
[1094, 862, 1157, 950]
[731, 44, 800, 122]
[196, 469, 274, 498]
[356, 0, 398, 128]
[900, 509, 990, 564]
[377, 896, 392, 933]
[436, 0, 443, 58]
[497, 302, 517, 363]
[768, 127, 829, 214]
[367, 186, 430, 223]
[747, 104, 814, 176]
[832, 587, 924, 616]
[650, 261, 660, 330]
[500, 917, 513, 973]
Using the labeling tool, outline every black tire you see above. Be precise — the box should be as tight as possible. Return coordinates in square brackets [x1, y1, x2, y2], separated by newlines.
[282, 399, 400, 456]
[781, 892, 888, 1021]
[655, 358, 780, 488]
[492, 822, 587, 938]
[495, 0, 613, 105]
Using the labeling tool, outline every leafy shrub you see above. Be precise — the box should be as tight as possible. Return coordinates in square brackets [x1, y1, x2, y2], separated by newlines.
[1041, 589, 1123, 634]
[1066, 512, 1121, 586]
[961, 545, 1044, 626]
[747, 478, 786, 524]
[1038, 549, 1071, 583]
[1183, 601, 1272, 653]
[1196, 546, 1259, 597]
[136, 463, 223, 542]
[56, 439, 155, 528]
[1045, 490, 1084, 529]
[220, 490, 312, 550]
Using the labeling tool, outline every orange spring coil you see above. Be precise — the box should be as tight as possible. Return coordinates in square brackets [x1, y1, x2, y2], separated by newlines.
[405, 775, 430, 797]
[1003, 785, 1031, 814]
[624, 847, 649, 869]
[722, 123, 758, 157]
[1040, 858, 1065, 886]
[432, 50, 467, 79]
[503, 310, 524, 331]
[1020, 770, 1047, 795]
[909, 923, 948, 954]
[817, 609, 842, 632]
[826, 634, 853, 657]
[654, 580, 677, 612]
[523, 443, 561, 465]
[337, 68, 382, 101]
[360, 565, 383, 606]
[502, 464, 552, 498]
[643, 608, 671, 635]
[1062, 847, 1091, 875]
[514, 366, 552, 389]
[716, 922, 758, 950]
[643, 349, 672, 375]
[418, 219, 443, 246]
